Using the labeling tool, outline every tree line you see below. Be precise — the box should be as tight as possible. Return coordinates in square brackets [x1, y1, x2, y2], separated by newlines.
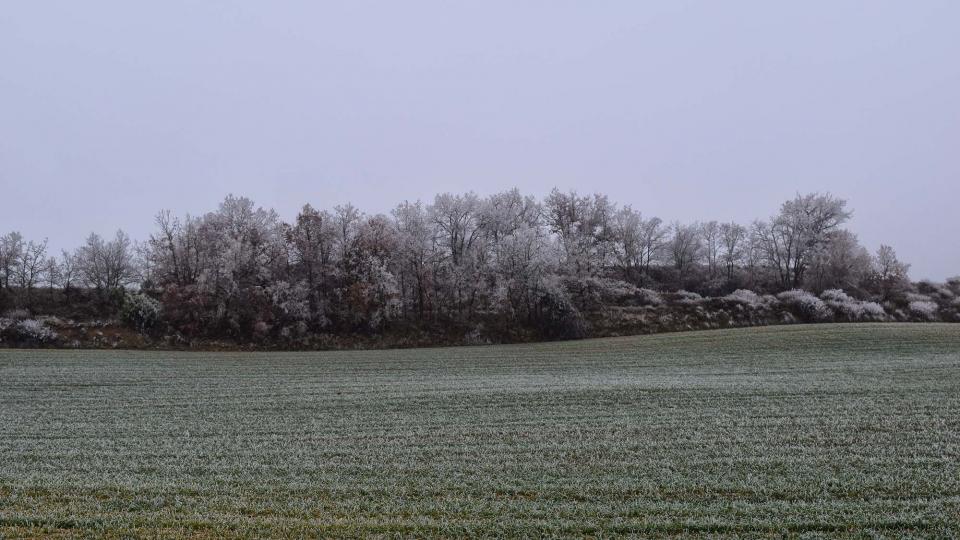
[0, 189, 924, 342]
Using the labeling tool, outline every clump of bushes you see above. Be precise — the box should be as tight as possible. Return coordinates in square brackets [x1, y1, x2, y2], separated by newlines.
[820, 289, 887, 322]
[3, 308, 31, 320]
[674, 290, 703, 304]
[121, 292, 162, 332]
[0, 318, 61, 346]
[536, 276, 586, 339]
[777, 289, 832, 322]
[723, 289, 763, 307]
[635, 288, 663, 306]
[908, 300, 939, 321]
[568, 277, 641, 309]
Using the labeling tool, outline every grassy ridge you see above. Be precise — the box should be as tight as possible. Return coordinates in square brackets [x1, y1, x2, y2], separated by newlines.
[1, 323, 959, 537]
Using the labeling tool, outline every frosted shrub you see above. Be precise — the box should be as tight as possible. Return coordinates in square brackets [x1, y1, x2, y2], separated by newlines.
[675, 290, 703, 304]
[723, 289, 762, 307]
[819, 289, 853, 303]
[859, 302, 888, 320]
[1, 319, 60, 345]
[820, 289, 888, 322]
[947, 277, 960, 296]
[268, 281, 311, 321]
[934, 286, 955, 300]
[777, 289, 832, 322]
[536, 276, 586, 339]
[576, 277, 640, 306]
[590, 278, 639, 299]
[3, 309, 30, 321]
[121, 293, 162, 332]
[253, 320, 271, 340]
[905, 292, 933, 304]
[636, 288, 663, 306]
[908, 300, 939, 321]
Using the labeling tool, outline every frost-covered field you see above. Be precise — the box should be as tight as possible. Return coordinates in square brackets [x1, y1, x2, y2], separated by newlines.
[1, 324, 959, 538]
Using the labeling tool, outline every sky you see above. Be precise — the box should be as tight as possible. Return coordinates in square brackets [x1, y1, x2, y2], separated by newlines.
[1, 1, 958, 280]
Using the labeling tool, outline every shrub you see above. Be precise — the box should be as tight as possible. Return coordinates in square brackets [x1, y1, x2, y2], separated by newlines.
[947, 277, 960, 296]
[3, 309, 30, 321]
[905, 292, 934, 304]
[777, 289, 832, 322]
[535, 276, 586, 339]
[819, 289, 853, 303]
[636, 288, 664, 306]
[723, 289, 762, 307]
[0, 318, 60, 346]
[820, 289, 888, 322]
[121, 293, 162, 332]
[589, 278, 640, 301]
[675, 290, 703, 304]
[567, 277, 640, 308]
[859, 302, 887, 320]
[908, 300, 939, 321]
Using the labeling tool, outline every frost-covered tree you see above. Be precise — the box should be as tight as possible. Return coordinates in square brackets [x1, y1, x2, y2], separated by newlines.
[869, 244, 911, 301]
[637, 216, 667, 282]
[9, 187, 940, 343]
[493, 224, 558, 325]
[611, 206, 644, 282]
[805, 230, 872, 293]
[145, 210, 203, 287]
[544, 189, 616, 277]
[481, 189, 540, 247]
[720, 222, 746, 281]
[335, 214, 401, 329]
[286, 204, 337, 323]
[755, 193, 851, 289]
[333, 203, 362, 264]
[430, 192, 486, 267]
[428, 192, 491, 317]
[668, 222, 702, 282]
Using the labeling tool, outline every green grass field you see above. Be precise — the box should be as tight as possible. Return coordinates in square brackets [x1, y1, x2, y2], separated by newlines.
[1, 324, 959, 538]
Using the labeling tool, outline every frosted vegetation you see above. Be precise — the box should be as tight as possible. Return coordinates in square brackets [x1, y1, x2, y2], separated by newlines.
[0, 191, 957, 348]
[2, 324, 959, 536]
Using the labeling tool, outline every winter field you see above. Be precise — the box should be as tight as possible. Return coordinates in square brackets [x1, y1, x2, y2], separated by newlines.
[1, 324, 959, 538]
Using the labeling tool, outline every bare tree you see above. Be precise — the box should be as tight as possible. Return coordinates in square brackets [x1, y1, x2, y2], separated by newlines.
[719, 222, 746, 281]
[58, 250, 79, 292]
[0, 232, 24, 290]
[611, 206, 643, 282]
[637, 216, 667, 282]
[13, 238, 48, 293]
[669, 222, 701, 282]
[699, 221, 721, 279]
[78, 230, 137, 292]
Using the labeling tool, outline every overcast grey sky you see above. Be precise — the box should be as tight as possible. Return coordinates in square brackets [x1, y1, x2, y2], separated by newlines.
[1, 1, 958, 279]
